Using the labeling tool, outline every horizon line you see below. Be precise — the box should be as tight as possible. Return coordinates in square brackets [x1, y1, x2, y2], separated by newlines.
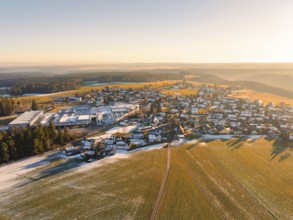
[1, 61, 293, 68]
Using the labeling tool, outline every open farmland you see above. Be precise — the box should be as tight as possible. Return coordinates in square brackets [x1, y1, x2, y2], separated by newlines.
[158, 138, 293, 220]
[0, 149, 167, 220]
[231, 89, 293, 106]
[0, 138, 292, 219]
[203, 138, 293, 219]
[188, 81, 230, 88]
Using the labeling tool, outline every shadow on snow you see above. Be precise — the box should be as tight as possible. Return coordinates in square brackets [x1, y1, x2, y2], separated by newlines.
[18, 156, 86, 188]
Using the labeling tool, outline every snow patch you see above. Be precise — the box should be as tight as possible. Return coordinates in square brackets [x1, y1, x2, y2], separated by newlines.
[106, 125, 137, 134]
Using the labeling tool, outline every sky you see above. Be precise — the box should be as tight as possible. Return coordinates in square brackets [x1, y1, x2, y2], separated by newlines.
[1, 0, 293, 64]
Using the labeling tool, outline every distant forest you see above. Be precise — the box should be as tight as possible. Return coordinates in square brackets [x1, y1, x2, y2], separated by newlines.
[2, 72, 183, 95]
[9, 80, 81, 95]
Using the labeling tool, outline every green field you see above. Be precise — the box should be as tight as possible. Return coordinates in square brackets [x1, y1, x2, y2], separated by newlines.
[0, 138, 292, 219]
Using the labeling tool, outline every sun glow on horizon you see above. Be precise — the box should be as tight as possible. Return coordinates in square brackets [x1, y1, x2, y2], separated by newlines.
[1, 0, 293, 64]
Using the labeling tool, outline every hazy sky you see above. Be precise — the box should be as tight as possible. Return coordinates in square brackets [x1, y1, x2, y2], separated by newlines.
[1, 0, 293, 64]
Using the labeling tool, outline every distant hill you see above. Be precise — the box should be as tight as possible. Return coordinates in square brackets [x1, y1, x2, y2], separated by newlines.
[1, 63, 293, 98]
[225, 80, 293, 99]
[239, 73, 293, 91]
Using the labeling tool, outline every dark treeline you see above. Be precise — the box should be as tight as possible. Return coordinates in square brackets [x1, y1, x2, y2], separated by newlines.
[0, 97, 14, 116]
[4, 72, 183, 95]
[181, 72, 225, 83]
[0, 73, 55, 85]
[0, 122, 72, 164]
[83, 72, 183, 82]
[10, 79, 81, 95]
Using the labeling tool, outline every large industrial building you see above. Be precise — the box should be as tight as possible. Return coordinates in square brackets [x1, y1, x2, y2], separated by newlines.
[7, 102, 138, 129]
[9, 111, 43, 128]
[93, 102, 139, 125]
[50, 105, 92, 127]
[52, 113, 91, 127]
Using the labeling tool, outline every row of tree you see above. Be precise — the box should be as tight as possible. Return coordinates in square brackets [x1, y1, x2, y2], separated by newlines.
[0, 97, 14, 116]
[10, 80, 80, 95]
[6, 72, 183, 95]
[90, 72, 182, 83]
[0, 122, 72, 164]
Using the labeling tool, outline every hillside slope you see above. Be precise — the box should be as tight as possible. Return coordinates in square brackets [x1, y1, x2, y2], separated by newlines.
[0, 138, 292, 219]
[240, 73, 293, 91]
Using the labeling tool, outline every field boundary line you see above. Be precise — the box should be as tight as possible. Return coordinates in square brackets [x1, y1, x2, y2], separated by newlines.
[185, 150, 228, 220]
[203, 146, 278, 220]
[150, 144, 171, 220]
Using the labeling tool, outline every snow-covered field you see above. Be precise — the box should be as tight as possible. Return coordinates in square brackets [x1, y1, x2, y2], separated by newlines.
[0, 153, 58, 192]
[0, 141, 167, 193]
[201, 134, 266, 140]
[77, 142, 168, 172]
[105, 125, 138, 134]
[172, 139, 198, 146]
[0, 134, 265, 194]
[88, 125, 138, 140]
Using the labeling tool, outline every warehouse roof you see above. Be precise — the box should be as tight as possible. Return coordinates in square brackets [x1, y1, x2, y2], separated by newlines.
[9, 111, 43, 126]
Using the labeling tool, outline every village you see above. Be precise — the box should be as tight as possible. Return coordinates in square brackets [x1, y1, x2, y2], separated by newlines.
[6, 82, 293, 161]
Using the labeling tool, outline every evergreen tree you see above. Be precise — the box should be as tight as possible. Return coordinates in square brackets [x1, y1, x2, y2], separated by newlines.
[31, 99, 39, 110]
[33, 138, 44, 155]
[42, 126, 51, 150]
[48, 121, 57, 141]
[13, 128, 25, 159]
[172, 117, 179, 129]
[156, 99, 162, 112]
[7, 136, 17, 160]
[23, 126, 34, 156]
[57, 128, 64, 146]
[0, 97, 14, 116]
[0, 119, 75, 164]
[63, 127, 71, 142]
[0, 142, 10, 163]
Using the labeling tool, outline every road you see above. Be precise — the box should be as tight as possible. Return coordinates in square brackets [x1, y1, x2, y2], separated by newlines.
[150, 143, 171, 220]
[0, 114, 19, 120]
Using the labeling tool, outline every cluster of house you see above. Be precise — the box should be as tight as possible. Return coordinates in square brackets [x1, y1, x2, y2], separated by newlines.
[8, 82, 293, 144]
[85, 82, 293, 140]
[77, 123, 173, 161]
[145, 82, 293, 140]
